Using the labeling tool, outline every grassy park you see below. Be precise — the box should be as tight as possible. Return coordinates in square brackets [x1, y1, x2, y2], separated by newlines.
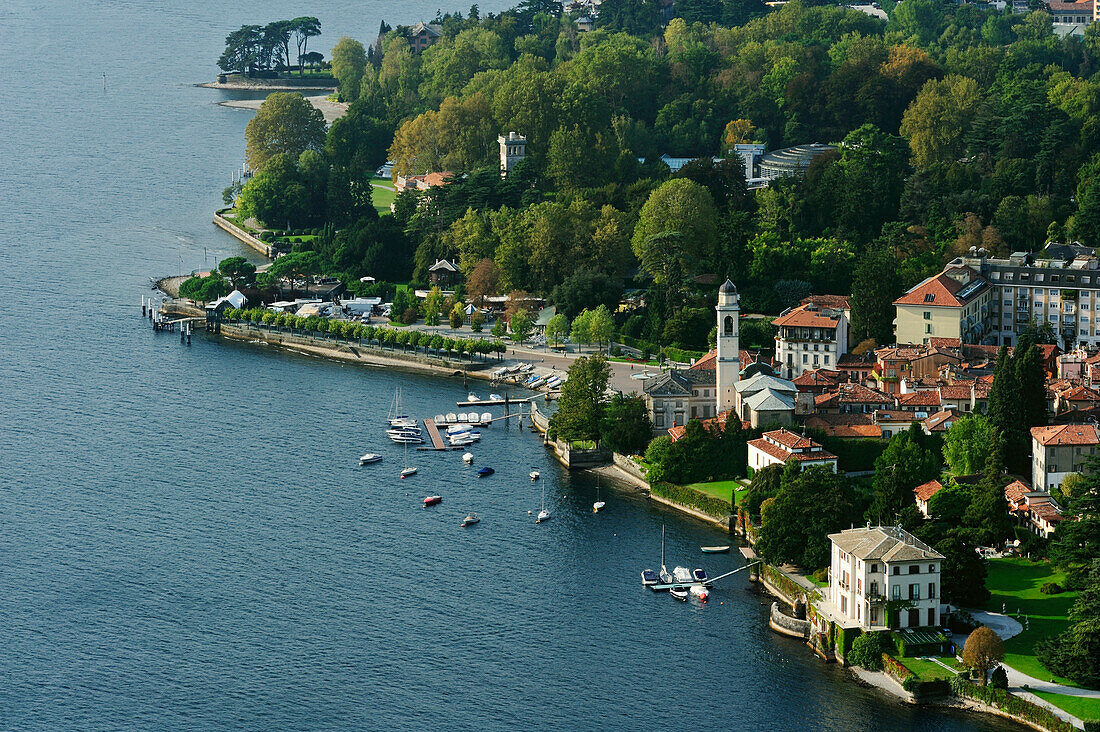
[682, 479, 741, 505]
[1030, 690, 1100, 722]
[982, 558, 1079, 686]
[371, 178, 396, 215]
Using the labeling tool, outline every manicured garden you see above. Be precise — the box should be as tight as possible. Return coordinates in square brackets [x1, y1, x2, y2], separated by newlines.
[682, 479, 741, 504]
[1030, 690, 1100, 722]
[983, 558, 1080, 686]
[902, 657, 964, 681]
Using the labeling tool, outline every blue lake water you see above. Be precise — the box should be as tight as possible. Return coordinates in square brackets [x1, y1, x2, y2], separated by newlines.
[0, 1, 1021, 729]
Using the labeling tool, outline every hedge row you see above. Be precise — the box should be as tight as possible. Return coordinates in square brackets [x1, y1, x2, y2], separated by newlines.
[882, 653, 915, 683]
[650, 481, 732, 519]
[616, 335, 704, 364]
[758, 563, 810, 605]
[949, 677, 1077, 732]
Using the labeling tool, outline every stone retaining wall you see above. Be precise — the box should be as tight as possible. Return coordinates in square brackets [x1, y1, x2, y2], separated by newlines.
[214, 212, 272, 258]
[769, 602, 810, 639]
[612, 452, 647, 481]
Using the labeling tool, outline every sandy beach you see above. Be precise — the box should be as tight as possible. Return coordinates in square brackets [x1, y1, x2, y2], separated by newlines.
[218, 94, 348, 124]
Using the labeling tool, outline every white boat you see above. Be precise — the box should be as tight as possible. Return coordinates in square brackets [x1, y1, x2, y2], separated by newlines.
[690, 584, 710, 601]
[593, 478, 605, 513]
[434, 414, 446, 423]
[457, 412, 469, 422]
[462, 452, 474, 464]
[449, 436, 476, 447]
[672, 566, 693, 584]
[389, 417, 418, 428]
[536, 483, 550, 523]
[467, 393, 480, 402]
[480, 412, 492, 422]
[529, 471, 539, 480]
[400, 442, 416, 478]
[670, 587, 689, 601]
[520, 364, 534, 372]
[386, 387, 414, 426]
[529, 378, 546, 388]
[446, 423, 473, 434]
[389, 434, 424, 444]
[446, 413, 458, 423]
[358, 453, 382, 465]
[386, 429, 422, 439]
[461, 512, 480, 527]
[659, 525, 673, 584]
[489, 393, 503, 401]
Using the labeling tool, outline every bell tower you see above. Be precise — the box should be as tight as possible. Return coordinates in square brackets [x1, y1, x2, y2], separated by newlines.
[716, 279, 740, 414]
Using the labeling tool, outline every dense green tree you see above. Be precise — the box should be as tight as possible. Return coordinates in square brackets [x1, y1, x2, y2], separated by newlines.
[849, 245, 901, 345]
[550, 270, 622, 320]
[900, 75, 981, 169]
[743, 463, 783, 520]
[632, 179, 718, 285]
[217, 256, 256, 290]
[545, 313, 569, 345]
[926, 482, 972, 524]
[331, 36, 367, 102]
[961, 433, 1013, 546]
[935, 534, 990, 606]
[550, 354, 611, 442]
[179, 273, 230, 302]
[943, 414, 997, 476]
[244, 93, 326, 172]
[599, 394, 653, 455]
[510, 308, 533, 342]
[866, 426, 942, 525]
[757, 465, 858, 569]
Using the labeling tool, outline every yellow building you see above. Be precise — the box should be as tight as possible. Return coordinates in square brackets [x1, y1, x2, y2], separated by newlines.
[893, 265, 993, 345]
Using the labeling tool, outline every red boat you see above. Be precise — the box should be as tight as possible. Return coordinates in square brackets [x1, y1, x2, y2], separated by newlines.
[423, 495, 442, 506]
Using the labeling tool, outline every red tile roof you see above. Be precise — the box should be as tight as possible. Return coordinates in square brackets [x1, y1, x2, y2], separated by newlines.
[793, 368, 844, 387]
[914, 479, 944, 502]
[748, 437, 836, 463]
[1031, 424, 1100, 446]
[801, 294, 850, 309]
[1061, 385, 1100, 402]
[928, 337, 962, 349]
[765, 428, 818, 450]
[836, 383, 891, 403]
[1004, 480, 1029, 503]
[773, 302, 844, 329]
[894, 267, 988, 307]
[923, 410, 954, 432]
[898, 391, 942, 408]
[939, 385, 973, 400]
[690, 349, 717, 371]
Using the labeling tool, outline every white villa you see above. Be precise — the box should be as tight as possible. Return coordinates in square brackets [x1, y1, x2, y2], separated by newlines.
[746, 428, 837, 473]
[823, 526, 943, 631]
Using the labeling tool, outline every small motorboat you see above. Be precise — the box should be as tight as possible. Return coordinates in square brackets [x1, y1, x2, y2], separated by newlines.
[529, 471, 539, 481]
[489, 393, 503, 401]
[423, 495, 442, 506]
[389, 434, 424, 444]
[690, 584, 710, 602]
[386, 426, 422, 435]
[692, 568, 708, 583]
[400, 466, 418, 478]
[641, 569, 659, 587]
[461, 513, 480, 527]
[701, 545, 731, 554]
[477, 467, 494, 478]
[672, 566, 693, 584]
[536, 508, 550, 523]
[388, 417, 418, 428]
[520, 364, 533, 372]
[670, 587, 689, 602]
[434, 414, 447, 423]
[358, 453, 382, 465]
[480, 411, 492, 422]
[449, 436, 476, 447]
[463, 452, 474, 464]
[446, 413, 458, 423]
[467, 393, 480, 403]
[592, 500, 605, 513]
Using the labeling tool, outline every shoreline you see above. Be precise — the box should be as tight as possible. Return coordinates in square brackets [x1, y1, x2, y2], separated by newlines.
[197, 80, 336, 91]
[217, 95, 348, 124]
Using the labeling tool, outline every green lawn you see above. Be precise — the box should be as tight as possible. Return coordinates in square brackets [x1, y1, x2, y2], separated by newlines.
[371, 178, 396, 214]
[983, 558, 1080, 686]
[682, 479, 740, 504]
[903, 657, 963, 681]
[1030, 690, 1100, 722]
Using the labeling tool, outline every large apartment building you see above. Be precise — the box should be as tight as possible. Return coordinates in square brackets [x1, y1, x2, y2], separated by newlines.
[895, 243, 1100, 349]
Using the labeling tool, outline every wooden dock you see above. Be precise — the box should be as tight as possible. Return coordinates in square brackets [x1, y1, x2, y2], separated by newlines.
[456, 397, 534, 407]
[417, 418, 464, 451]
